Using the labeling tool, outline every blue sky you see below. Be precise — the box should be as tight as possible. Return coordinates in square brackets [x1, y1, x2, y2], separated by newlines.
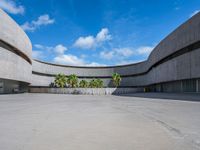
[0, 0, 200, 66]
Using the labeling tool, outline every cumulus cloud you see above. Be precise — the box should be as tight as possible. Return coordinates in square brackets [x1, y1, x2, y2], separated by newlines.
[100, 46, 154, 65]
[34, 43, 104, 66]
[0, 0, 24, 15]
[74, 36, 95, 49]
[34, 44, 67, 54]
[32, 50, 44, 59]
[96, 28, 112, 42]
[136, 46, 154, 55]
[100, 47, 134, 60]
[100, 51, 114, 60]
[74, 28, 111, 49]
[190, 10, 200, 17]
[21, 14, 55, 32]
[115, 48, 134, 57]
[54, 44, 68, 55]
[53, 54, 105, 66]
[86, 62, 106, 67]
[54, 54, 85, 66]
[34, 44, 45, 49]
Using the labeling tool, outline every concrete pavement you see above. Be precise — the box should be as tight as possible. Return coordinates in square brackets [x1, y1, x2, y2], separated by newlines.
[0, 93, 200, 150]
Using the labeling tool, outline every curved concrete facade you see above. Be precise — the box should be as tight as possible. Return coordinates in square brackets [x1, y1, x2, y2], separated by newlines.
[0, 8, 200, 93]
[0, 9, 32, 93]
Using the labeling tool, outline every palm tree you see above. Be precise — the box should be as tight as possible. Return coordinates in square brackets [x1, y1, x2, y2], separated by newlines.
[79, 80, 88, 88]
[112, 73, 121, 87]
[54, 73, 67, 88]
[96, 79, 104, 88]
[67, 74, 78, 88]
[89, 79, 104, 88]
[89, 79, 97, 88]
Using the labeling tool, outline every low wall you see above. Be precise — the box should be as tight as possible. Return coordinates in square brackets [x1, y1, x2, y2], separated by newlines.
[29, 87, 143, 95]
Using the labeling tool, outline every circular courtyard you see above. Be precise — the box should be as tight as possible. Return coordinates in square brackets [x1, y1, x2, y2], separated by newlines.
[0, 93, 199, 150]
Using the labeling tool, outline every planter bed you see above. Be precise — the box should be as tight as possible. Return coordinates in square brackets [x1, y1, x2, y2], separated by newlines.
[29, 87, 143, 95]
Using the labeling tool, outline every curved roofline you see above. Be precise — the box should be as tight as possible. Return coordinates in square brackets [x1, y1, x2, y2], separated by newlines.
[34, 59, 145, 68]
[0, 9, 32, 49]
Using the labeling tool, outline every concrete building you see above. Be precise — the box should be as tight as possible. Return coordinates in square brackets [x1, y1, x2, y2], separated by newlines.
[0, 9, 200, 93]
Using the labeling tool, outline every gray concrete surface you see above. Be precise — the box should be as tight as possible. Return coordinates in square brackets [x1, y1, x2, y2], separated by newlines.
[0, 93, 200, 150]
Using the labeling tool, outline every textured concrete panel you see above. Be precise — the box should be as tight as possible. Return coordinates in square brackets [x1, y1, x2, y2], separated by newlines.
[0, 9, 32, 60]
[191, 49, 200, 78]
[0, 47, 32, 83]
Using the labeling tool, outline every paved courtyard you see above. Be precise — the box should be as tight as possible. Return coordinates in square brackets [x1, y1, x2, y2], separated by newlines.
[0, 93, 200, 150]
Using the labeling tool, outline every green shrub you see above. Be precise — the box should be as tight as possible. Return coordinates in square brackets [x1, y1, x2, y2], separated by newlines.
[54, 74, 67, 88]
[67, 74, 78, 88]
[79, 80, 88, 88]
[89, 79, 104, 88]
[96, 79, 104, 88]
[112, 73, 121, 87]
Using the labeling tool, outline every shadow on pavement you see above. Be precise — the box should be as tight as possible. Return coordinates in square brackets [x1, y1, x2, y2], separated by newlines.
[117, 92, 200, 102]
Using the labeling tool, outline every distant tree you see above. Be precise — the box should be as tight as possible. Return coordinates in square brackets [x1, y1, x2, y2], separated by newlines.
[89, 79, 104, 88]
[96, 79, 104, 88]
[112, 73, 121, 87]
[79, 80, 88, 88]
[89, 79, 97, 88]
[67, 74, 78, 88]
[54, 74, 67, 88]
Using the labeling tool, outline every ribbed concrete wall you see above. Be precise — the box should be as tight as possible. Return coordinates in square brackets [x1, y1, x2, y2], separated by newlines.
[0, 9, 32, 93]
[0, 9, 32, 60]
[0, 47, 32, 83]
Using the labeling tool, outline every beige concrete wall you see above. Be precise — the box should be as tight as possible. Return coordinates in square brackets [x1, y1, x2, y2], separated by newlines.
[0, 9, 32, 60]
[0, 9, 32, 90]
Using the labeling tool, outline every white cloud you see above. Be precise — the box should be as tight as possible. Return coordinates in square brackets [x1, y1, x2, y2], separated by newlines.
[21, 14, 55, 32]
[32, 50, 44, 59]
[34, 44, 101, 66]
[53, 54, 106, 66]
[32, 15, 55, 26]
[53, 54, 85, 66]
[74, 36, 95, 49]
[0, 0, 24, 14]
[136, 46, 154, 55]
[96, 28, 112, 42]
[100, 46, 154, 65]
[100, 47, 134, 60]
[74, 28, 111, 49]
[34, 44, 45, 49]
[20, 22, 35, 32]
[86, 62, 106, 67]
[115, 48, 134, 57]
[100, 51, 114, 60]
[54, 44, 67, 55]
[34, 44, 67, 54]
[190, 10, 200, 17]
